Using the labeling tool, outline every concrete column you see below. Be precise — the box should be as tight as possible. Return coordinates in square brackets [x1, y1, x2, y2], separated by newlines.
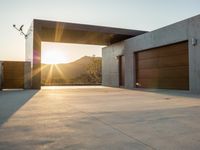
[32, 28, 41, 89]
[102, 42, 124, 87]
[24, 62, 31, 89]
[188, 16, 200, 93]
[188, 40, 200, 93]
[124, 51, 134, 89]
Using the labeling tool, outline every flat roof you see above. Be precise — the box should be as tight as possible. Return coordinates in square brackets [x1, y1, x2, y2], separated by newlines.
[34, 19, 147, 45]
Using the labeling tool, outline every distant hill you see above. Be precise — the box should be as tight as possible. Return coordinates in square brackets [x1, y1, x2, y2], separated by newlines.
[41, 56, 102, 85]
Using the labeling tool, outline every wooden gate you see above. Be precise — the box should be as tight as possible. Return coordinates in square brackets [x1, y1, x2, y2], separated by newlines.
[2, 61, 25, 89]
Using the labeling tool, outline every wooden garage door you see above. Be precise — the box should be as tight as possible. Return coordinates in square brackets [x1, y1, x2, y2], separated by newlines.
[2, 62, 24, 89]
[135, 42, 189, 90]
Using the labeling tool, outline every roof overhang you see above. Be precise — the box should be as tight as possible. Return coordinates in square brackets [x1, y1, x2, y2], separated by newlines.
[33, 19, 147, 45]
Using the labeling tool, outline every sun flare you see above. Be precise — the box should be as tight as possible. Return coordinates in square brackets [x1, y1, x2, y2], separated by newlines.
[41, 42, 103, 65]
[42, 49, 68, 64]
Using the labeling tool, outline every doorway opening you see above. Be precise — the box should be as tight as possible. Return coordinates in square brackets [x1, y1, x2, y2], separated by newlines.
[41, 42, 104, 86]
[119, 55, 125, 87]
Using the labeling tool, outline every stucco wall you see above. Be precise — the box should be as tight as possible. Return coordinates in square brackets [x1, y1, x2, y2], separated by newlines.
[103, 14, 200, 93]
[102, 42, 124, 87]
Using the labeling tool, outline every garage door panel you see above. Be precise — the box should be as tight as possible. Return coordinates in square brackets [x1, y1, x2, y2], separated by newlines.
[137, 54, 188, 70]
[159, 48, 188, 57]
[137, 78, 189, 90]
[158, 54, 188, 67]
[136, 50, 159, 60]
[137, 68, 159, 79]
[135, 42, 189, 90]
[137, 67, 189, 79]
[137, 58, 158, 69]
[158, 67, 189, 78]
[137, 53, 188, 69]
[137, 42, 188, 60]
[137, 78, 159, 88]
[158, 43, 188, 57]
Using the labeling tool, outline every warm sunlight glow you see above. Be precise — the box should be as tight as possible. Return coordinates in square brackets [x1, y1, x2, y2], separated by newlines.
[41, 42, 103, 64]
[42, 49, 68, 64]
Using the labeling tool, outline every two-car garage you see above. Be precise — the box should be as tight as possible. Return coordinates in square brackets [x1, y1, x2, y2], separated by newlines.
[135, 42, 189, 90]
[103, 15, 200, 93]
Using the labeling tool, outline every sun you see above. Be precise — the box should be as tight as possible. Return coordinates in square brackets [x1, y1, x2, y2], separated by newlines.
[41, 48, 68, 64]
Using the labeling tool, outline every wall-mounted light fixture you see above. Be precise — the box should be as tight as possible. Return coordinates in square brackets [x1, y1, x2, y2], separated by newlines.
[136, 82, 141, 87]
[192, 38, 197, 46]
[115, 56, 119, 60]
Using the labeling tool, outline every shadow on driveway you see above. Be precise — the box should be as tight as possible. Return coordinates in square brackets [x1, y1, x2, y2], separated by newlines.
[0, 90, 38, 126]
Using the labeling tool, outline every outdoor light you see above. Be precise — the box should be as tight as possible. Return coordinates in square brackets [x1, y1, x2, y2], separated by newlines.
[192, 38, 197, 46]
[13, 24, 28, 39]
[136, 82, 141, 87]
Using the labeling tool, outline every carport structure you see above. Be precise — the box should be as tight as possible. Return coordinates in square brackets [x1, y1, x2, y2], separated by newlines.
[26, 19, 146, 89]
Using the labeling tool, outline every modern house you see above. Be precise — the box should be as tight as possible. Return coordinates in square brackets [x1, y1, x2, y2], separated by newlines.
[102, 14, 200, 93]
[23, 14, 200, 93]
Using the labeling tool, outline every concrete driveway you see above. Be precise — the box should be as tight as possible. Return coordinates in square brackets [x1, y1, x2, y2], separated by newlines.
[0, 86, 200, 150]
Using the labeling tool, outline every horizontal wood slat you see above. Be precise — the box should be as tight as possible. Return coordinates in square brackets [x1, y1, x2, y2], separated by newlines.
[2, 80, 24, 89]
[135, 41, 189, 90]
[137, 52, 188, 69]
[137, 42, 188, 60]
[3, 62, 24, 89]
[137, 66, 189, 79]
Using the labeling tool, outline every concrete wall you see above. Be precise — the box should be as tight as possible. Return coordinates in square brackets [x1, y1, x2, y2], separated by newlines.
[26, 20, 42, 89]
[24, 62, 31, 89]
[25, 22, 34, 66]
[102, 42, 124, 87]
[102, 14, 200, 93]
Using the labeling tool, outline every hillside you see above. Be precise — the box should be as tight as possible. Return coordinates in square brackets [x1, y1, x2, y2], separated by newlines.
[41, 56, 102, 85]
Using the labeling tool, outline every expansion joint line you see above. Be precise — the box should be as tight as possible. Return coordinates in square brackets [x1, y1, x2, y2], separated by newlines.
[67, 104, 157, 150]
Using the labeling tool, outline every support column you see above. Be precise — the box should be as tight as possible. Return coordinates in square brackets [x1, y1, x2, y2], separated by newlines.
[124, 51, 135, 89]
[32, 28, 42, 89]
[24, 62, 31, 89]
[188, 16, 200, 93]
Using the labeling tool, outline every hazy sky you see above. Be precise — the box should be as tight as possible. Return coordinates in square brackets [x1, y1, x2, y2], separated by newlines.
[0, 0, 200, 63]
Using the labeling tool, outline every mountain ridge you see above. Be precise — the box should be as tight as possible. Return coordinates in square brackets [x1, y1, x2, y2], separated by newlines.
[41, 56, 102, 85]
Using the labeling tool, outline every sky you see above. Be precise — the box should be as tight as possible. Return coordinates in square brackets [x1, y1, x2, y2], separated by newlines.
[0, 0, 200, 63]
[41, 42, 103, 64]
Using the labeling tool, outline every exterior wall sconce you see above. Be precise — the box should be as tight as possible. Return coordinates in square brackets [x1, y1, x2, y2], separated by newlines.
[136, 82, 141, 87]
[192, 38, 197, 46]
[115, 56, 119, 60]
